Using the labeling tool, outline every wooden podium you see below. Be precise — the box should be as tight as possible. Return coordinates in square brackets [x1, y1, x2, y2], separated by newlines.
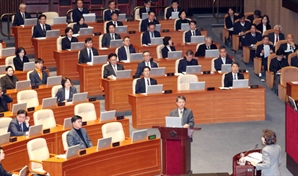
[231, 149, 261, 176]
[158, 127, 191, 175]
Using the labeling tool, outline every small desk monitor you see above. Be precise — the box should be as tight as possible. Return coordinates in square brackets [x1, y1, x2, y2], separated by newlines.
[0, 132, 10, 145]
[12, 103, 27, 114]
[205, 49, 219, 58]
[131, 129, 147, 143]
[181, 23, 190, 31]
[63, 118, 72, 129]
[16, 80, 31, 91]
[150, 67, 165, 76]
[47, 76, 62, 86]
[46, 30, 60, 38]
[191, 36, 204, 44]
[70, 42, 85, 51]
[189, 82, 205, 91]
[146, 84, 163, 94]
[186, 65, 201, 74]
[115, 26, 128, 33]
[130, 53, 143, 62]
[168, 51, 182, 59]
[221, 64, 232, 73]
[23, 62, 35, 71]
[24, 18, 37, 26]
[110, 39, 123, 48]
[118, 13, 126, 21]
[53, 16, 66, 24]
[165, 116, 183, 127]
[42, 97, 57, 109]
[100, 110, 116, 122]
[28, 124, 43, 138]
[171, 12, 179, 19]
[233, 79, 249, 88]
[96, 137, 112, 151]
[79, 28, 93, 36]
[83, 13, 96, 22]
[92, 55, 108, 64]
[116, 70, 131, 79]
[1, 47, 15, 57]
[150, 37, 163, 45]
[72, 92, 88, 103]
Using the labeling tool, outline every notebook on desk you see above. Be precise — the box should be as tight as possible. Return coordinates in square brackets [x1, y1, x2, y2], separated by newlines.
[24, 18, 37, 26]
[70, 42, 85, 51]
[96, 137, 112, 151]
[205, 49, 219, 58]
[165, 116, 183, 128]
[12, 103, 27, 115]
[53, 16, 66, 24]
[83, 13, 96, 22]
[150, 67, 165, 76]
[146, 84, 163, 94]
[189, 82, 205, 91]
[168, 51, 182, 59]
[72, 92, 88, 103]
[92, 55, 108, 64]
[0, 132, 10, 145]
[110, 39, 123, 48]
[28, 124, 43, 138]
[1, 47, 15, 57]
[23, 62, 35, 71]
[191, 36, 204, 44]
[100, 110, 116, 122]
[79, 28, 93, 36]
[16, 80, 31, 91]
[42, 97, 57, 109]
[47, 76, 62, 86]
[232, 79, 249, 88]
[116, 70, 131, 79]
[186, 65, 201, 74]
[181, 23, 190, 31]
[131, 129, 147, 143]
[115, 26, 128, 33]
[46, 30, 60, 38]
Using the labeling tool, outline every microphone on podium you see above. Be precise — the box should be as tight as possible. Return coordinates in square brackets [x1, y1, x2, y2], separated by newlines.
[243, 144, 259, 156]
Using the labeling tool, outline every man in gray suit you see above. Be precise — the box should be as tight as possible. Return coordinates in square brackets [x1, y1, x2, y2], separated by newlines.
[103, 53, 124, 79]
[7, 109, 30, 136]
[169, 95, 194, 128]
[251, 129, 282, 176]
[66, 115, 93, 149]
[101, 24, 121, 48]
[29, 58, 48, 86]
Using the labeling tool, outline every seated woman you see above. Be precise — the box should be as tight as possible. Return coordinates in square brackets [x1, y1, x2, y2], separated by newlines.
[175, 10, 190, 31]
[13, 47, 30, 71]
[55, 77, 77, 102]
[257, 15, 271, 35]
[0, 66, 18, 93]
[61, 27, 78, 50]
[161, 36, 176, 58]
[73, 16, 88, 34]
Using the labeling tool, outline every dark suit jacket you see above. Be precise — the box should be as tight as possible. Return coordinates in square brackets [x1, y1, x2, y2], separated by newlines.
[32, 23, 51, 38]
[291, 56, 298, 68]
[233, 21, 251, 34]
[29, 69, 48, 86]
[225, 14, 238, 29]
[247, 15, 255, 23]
[67, 127, 93, 149]
[214, 57, 233, 71]
[139, 7, 153, 19]
[73, 23, 88, 34]
[224, 72, 244, 87]
[175, 19, 190, 31]
[195, 43, 217, 57]
[169, 107, 195, 127]
[162, 46, 176, 58]
[135, 60, 158, 78]
[256, 23, 271, 33]
[243, 32, 262, 46]
[78, 47, 99, 63]
[62, 37, 79, 50]
[269, 58, 289, 73]
[140, 19, 160, 32]
[106, 21, 123, 33]
[104, 9, 120, 21]
[256, 44, 274, 59]
[142, 31, 161, 45]
[7, 117, 29, 136]
[0, 75, 18, 93]
[55, 86, 77, 102]
[118, 45, 136, 61]
[13, 56, 30, 71]
[0, 93, 13, 112]
[0, 163, 12, 176]
[135, 77, 158, 94]
[12, 11, 31, 26]
[184, 29, 201, 43]
[103, 63, 125, 78]
[178, 57, 199, 73]
[166, 7, 182, 19]
[279, 43, 298, 57]
[72, 8, 89, 22]
[268, 33, 285, 45]
[101, 33, 121, 48]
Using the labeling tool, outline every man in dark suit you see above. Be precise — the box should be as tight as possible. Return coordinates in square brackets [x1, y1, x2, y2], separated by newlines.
[104, 0, 120, 21]
[233, 13, 251, 46]
[268, 25, 285, 46]
[135, 50, 158, 78]
[7, 109, 30, 136]
[135, 66, 158, 94]
[103, 53, 125, 79]
[224, 62, 244, 87]
[214, 46, 233, 71]
[166, 0, 182, 19]
[195, 36, 217, 57]
[32, 14, 51, 38]
[72, 0, 89, 23]
[243, 24, 262, 61]
[184, 20, 201, 43]
[102, 24, 121, 48]
[178, 50, 198, 73]
[67, 115, 93, 149]
[78, 38, 99, 63]
[279, 34, 298, 58]
[140, 10, 160, 32]
[29, 58, 48, 86]
[139, 0, 153, 19]
[13, 3, 31, 26]
[0, 87, 13, 112]
[118, 36, 136, 61]
[256, 35, 274, 80]
[142, 22, 161, 45]
[247, 10, 261, 23]
[106, 12, 123, 33]
[0, 146, 13, 176]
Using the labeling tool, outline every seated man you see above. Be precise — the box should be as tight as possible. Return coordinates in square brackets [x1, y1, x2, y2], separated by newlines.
[118, 36, 136, 61]
[140, 10, 160, 32]
[0, 87, 13, 112]
[104, 0, 120, 21]
[243, 24, 262, 61]
[268, 25, 285, 47]
[13, 3, 31, 26]
[103, 53, 124, 79]
[195, 36, 217, 57]
[214, 46, 233, 71]
[7, 109, 30, 136]
[102, 24, 121, 48]
[29, 58, 48, 86]
[106, 12, 123, 33]
[280, 34, 298, 58]
[72, 0, 89, 23]
[224, 62, 244, 87]
[0, 146, 17, 176]
[184, 20, 201, 43]
[78, 38, 99, 63]
[166, 0, 182, 19]
[32, 14, 51, 38]
[67, 115, 93, 149]
[139, 0, 153, 19]
[135, 50, 158, 78]
[142, 22, 161, 45]
[169, 95, 194, 128]
[135, 66, 157, 94]
[178, 50, 198, 73]
[233, 13, 251, 46]
[247, 10, 261, 23]
[256, 35, 274, 80]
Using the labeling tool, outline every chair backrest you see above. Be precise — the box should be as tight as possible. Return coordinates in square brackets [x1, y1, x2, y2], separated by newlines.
[56, 36, 64, 51]
[196, 43, 204, 52]
[132, 78, 140, 94]
[275, 40, 287, 52]
[78, 51, 80, 60]
[174, 18, 179, 31]
[222, 73, 227, 87]
[182, 31, 187, 44]
[5, 56, 16, 70]
[17, 90, 39, 108]
[139, 20, 142, 32]
[42, 12, 59, 25]
[267, 53, 277, 71]
[33, 109, 56, 129]
[12, 15, 15, 24]
[99, 34, 103, 48]
[0, 74, 5, 79]
[115, 47, 120, 60]
[31, 26, 34, 36]
[177, 74, 198, 90]
[134, 7, 141, 21]
[244, 12, 254, 20]
[62, 131, 69, 151]
[211, 57, 217, 72]
[67, 22, 76, 28]
[175, 58, 182, 73]
[254, 41, 263, 56]
[102, 122, 125, 143]
[51, 85, 62, 97]
[288, 53, 297, 66]
[0, 117, 12, 135]
[223, 14, 229, 29]
[27, 70, 34, 81]
[27, 138, 49, 171]
[280, 66, 298, 86]
[69, 12, 73, 22]
[101, 63, 108, 78]
[104, 21, 108, 33]
[102, 9, 108, 21]
[140, 32, 143, 45]
[156, 44, 164, 59]
[253, 18, 262, 25]
[164, 6, 170, 19]
[74, 103, 97, 121]
[263, 29, 275, 36]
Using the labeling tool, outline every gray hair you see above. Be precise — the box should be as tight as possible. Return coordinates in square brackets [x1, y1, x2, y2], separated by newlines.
[19, 3, 26, 8]
[274, 25, 282, 30]
[205, 36, 212, 41]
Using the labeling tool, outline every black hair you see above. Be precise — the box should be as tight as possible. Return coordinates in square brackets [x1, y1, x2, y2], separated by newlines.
[38, 14, 47, 20]
[15, 47, 26, 56]
[35, 58, 44, 64]
[61, 77, 72, 87]
[179, 10, 186, 19]
[176, 95, 186, 102]
[189, 20, 196, 25]
[5, 66, 13, 72]
[108, 53, 117, 59]
[71, 115, 82, 123]
[85, 37, 92, 43]
[238, 13, 245, 19]
[148, 10, 156, 15]
[262, 35, 269, 40]
[65, 27, 73, 34]
[254, 10, 262, 17]
[147, 22, 156, 27]
[111, 12, 119, 17]
[108, 23, 116, 29]
[142, 50, 150, 55]
[251, 24, 257, 29]
[171, 0, 179, 4]
[142, 66, 151, 72]
[219, 46, 227, 51]
[77, 16, 85, 24]
[261, 15, 270, 25]
[276, 48, 284, 56]
[17, 109, 28, 116]
[231, 61, 239, 67]
[144, 0, 152, 4]
[123, 36, 130, 41]
[185, 50, 194, 56]
[75, 0, 84, 3]
[163, 36, 171, 45]
[108, 0, 116, 5]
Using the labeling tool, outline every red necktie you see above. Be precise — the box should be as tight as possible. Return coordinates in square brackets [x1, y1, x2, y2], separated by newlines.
[276, 34, 279, 43]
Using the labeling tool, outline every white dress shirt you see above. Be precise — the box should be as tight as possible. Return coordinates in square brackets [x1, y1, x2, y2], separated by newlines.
[112, 64, 117, 73]
[178, 108, 184, 118]
[167, 46, 172, 52]
[145, 77, 151, 92]
[40, 23, 46, 31]
[87, 48, 93, 61]
[68, 37, 72, 41]
[110, 33, 115, 40]
[274, 34, 279, 45]
[263, 44, 270, 58]
[125, 46, 130, 60]
[65, 88, 70, 100]
[221, 57, 226, 64]
[287, 43, 295, 52]
[112, 21, 118, 27]
[145, 61, 151, 68]
[262, 24, 266, 34]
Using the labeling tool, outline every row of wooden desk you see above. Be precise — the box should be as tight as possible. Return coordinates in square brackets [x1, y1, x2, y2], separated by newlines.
[286, 82, 298, 100]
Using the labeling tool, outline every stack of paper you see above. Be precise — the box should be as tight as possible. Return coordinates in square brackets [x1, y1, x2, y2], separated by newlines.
[244, 152, 262, 163]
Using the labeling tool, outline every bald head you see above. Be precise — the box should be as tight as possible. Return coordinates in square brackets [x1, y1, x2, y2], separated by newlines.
[287, 34, 294, 43]
[205, 37, 212, 46]
[19, 3, 26, 13]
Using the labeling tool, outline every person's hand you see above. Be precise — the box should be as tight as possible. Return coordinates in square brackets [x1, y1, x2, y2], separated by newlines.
[78, 31, 80, 34]
[250, 161, 257, 166]
[183, 124, 189, 128]
[261, 50, 264, 54]
[269, 50, 273, 54]
[25, 116, 30, 124]
[277, 69, 281, 73]
[290, 42, 295, 47]
[240, 31, 244, 36]
[108, 75, 113, 79]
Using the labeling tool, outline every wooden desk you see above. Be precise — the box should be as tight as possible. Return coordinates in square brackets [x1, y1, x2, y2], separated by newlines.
[1, 42, 6, 48]
[51, 24, 68, 34]
[287, 82, 298, 100]
[43, 139, 161, 176]
[2, 118, 129, 172]
[12, 26, 34, 55]
[102, 73, 250, 111]
[128, 88, 266, 129]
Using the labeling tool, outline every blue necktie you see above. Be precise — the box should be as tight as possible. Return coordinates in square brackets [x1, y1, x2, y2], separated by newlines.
[88, 49, 92, 62]
[234, 74, 236, 80]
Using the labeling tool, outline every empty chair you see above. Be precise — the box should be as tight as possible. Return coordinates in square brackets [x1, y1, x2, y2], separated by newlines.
[156, 44, 163, 59]
[74, 103, 97, 121]
[62, 131, 69, 151]
[177, 74, 198, 90]
[102, 122, 125, 143]
[33, 109, 56, 129]
[5, 56, 16, 70]
[0, 117, 12, 135]
[51, 85, 62, 97]
[17, 90, 39, 108]
[134, 7, 141, 21]
[99, 34, 103, 48]
[42, 12, 59, 25]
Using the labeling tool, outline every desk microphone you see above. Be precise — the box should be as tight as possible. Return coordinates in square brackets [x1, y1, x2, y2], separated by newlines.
[243, 144, 259, 156]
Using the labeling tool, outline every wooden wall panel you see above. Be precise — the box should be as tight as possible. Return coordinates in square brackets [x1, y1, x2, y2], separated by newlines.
[0, 0, 22, 15]
[181, 0, 241, 13]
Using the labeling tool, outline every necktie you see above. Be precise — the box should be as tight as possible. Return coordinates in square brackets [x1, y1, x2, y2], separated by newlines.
[113, 65, 117, 73]
[22, 13, 25, 21]
[222, 58, 225, 64]
[192, 31, 195, 36]
[147, 78, 150, 85]
[111, 34, 114, 40]
[179, 110, 183, 118]
[20, 123, 23, 132]
[252, 34, 255, 37]
[43, 25, 46, 35]
[151, 32, 154, 38]
[88, 49, 92, 62]
[207, 46, 210, 50]
[276, 34, 279, 43]
[234, 74, 236, 80]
